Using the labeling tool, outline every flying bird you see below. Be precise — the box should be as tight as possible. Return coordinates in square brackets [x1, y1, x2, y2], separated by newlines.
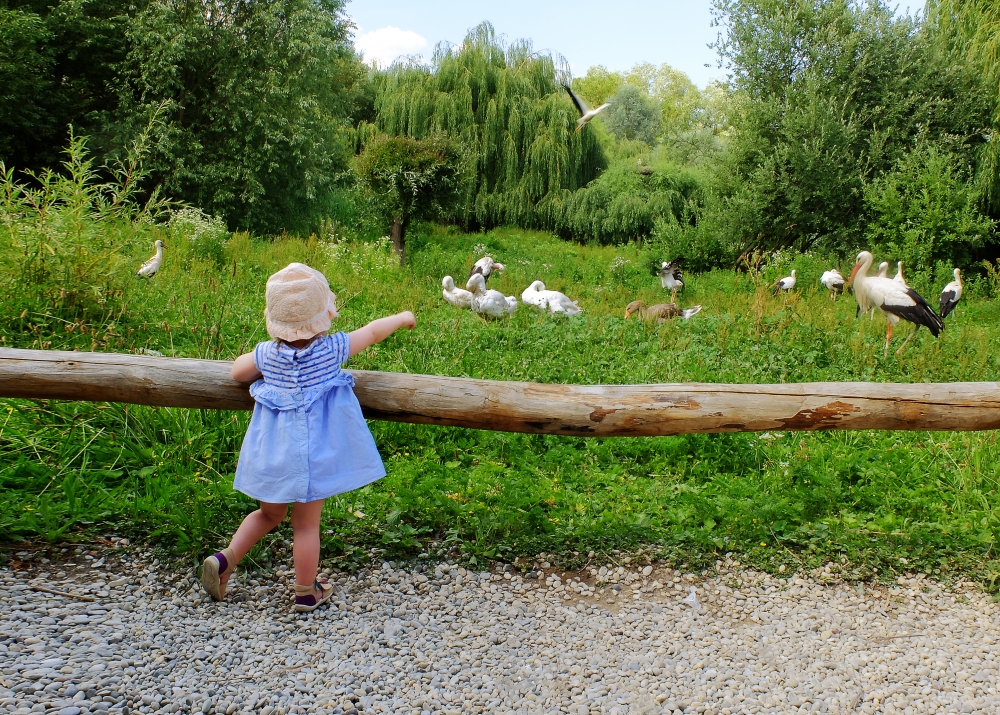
[562, 84, 611, 131]
[939, 268, 963, 319]
[624, 300, 702, 321]
[848, 251, 944, 355]
[137, 240, 164, 278]
[819, 269, 845, 300]
[771, 269, 796, 296]
[658, 260, 684, 303]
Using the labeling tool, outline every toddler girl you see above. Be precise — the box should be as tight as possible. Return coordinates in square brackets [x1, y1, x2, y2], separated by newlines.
[201, 262, 415, 612]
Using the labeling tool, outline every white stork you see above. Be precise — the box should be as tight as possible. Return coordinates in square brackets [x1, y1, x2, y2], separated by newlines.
[771, 269, 796, 296]
[658, 260, 684, 303]
[939, 268, 963, 319]
[469, 255, 505, 283]
[893, 261, 907, 286]
[848, 251, 944, 355]
[819, 269, 845, 300]
[562, 84, 610, 131]
[137, 240, 164, 278]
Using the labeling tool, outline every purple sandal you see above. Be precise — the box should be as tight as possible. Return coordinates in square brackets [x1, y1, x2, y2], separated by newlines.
[294, 579, 336, 612]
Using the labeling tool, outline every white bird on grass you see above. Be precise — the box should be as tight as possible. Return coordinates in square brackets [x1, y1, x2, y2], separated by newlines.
[819, 269, 845, 300]
[771, 269, 796, 296]
[893, 261, 907, 286]
[562, 84, 611, 131]
[137, 240, 164, 277]
[658, 260, 684, 303]
[469, 255, 505, 282]
[521, 281, 582, 315]
[848, 251, 944, 355]
[442, 276, 473, 309]
[939, 268, 963, 319]
[467, 273, 517, 318]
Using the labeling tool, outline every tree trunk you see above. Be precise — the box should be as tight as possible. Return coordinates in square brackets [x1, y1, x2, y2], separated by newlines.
[390, 215, 405, 266]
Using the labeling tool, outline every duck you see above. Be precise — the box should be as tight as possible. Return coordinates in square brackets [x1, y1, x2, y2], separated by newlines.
[939, 268, 963, 319]
[137, 240, 164, 277]
[819, 269, 845, 300]
[521, 281, 582, 315]
[771, 269, 796, 296]
[469, 255, 505, 283]
[848, 250, 944, 355]
[442, 276, 473, 309]
[467, 273, 517, 318]
[658, 260, 684, 303]
[624, 300, 702, 321]
[563, 84, 611, 131]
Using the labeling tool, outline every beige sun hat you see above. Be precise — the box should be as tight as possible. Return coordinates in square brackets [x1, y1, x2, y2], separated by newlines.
[264, 263, 338, 341]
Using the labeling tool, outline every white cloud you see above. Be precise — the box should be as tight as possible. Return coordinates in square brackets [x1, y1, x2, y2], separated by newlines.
[355, 26, 429, 68]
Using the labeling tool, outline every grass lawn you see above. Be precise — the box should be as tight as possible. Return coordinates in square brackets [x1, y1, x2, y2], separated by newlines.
[2, 224, 1000, 584]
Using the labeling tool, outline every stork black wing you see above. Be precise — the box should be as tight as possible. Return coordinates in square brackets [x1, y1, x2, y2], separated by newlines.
[883, 288, 944, 337]
[562, 84, 584, 116]
[939, 290, 958, 318]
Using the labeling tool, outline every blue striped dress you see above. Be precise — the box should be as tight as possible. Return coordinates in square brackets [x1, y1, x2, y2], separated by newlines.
[233, 332, 386, 503]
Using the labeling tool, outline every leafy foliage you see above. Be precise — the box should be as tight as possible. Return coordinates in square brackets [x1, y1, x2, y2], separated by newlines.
[367, 22, 607, 232]
[353, 134, 464, 262]
[711, 0, 996, 263]
[116, 0, 363, 235]
[602, 84, 660, 144]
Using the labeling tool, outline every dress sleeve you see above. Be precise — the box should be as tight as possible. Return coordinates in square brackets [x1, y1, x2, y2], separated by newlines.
[253, 341, 270, 371]
[333, 332, 350, 365]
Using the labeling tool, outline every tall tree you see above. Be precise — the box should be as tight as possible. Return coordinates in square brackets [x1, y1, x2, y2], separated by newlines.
[353, 135, 464, 265]
[368, 22, 606, 232]
[117, 0, 364, 235]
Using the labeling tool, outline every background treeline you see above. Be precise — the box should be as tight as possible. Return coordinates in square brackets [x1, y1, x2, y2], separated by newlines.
[2, 0, 1000, 276]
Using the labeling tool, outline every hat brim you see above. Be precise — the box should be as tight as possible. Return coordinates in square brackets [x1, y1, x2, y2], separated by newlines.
[265, 291, 338, 342]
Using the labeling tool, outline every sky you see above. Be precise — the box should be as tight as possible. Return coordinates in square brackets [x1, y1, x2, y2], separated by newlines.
[348, 0, 926, 88]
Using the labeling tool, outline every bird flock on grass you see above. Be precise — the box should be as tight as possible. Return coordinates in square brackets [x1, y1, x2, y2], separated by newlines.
[774, 252, 964, 356]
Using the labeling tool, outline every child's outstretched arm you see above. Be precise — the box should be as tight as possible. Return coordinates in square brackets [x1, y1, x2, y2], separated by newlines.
[349, 311, 416, 357]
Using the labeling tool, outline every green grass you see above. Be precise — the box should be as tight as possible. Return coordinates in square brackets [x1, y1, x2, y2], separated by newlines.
[3, 223, 1000, 585]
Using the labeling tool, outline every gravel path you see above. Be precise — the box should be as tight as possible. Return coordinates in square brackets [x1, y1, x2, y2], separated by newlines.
[3, 543, 1000, 715]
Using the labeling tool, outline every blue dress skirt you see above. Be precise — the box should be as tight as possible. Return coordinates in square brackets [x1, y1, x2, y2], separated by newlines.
[233, 358, 386, 503]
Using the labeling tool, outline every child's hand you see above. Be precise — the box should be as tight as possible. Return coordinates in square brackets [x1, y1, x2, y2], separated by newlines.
[349, 310, 417, 357]
[399, 311, 416, 330]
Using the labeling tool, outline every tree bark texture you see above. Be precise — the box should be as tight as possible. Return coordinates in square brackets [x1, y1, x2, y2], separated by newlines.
[390, 215, 405, 266]
[1, 348, 999, 435]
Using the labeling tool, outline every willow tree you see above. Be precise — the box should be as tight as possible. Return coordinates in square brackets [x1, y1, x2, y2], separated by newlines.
[366, 22, 606, 231]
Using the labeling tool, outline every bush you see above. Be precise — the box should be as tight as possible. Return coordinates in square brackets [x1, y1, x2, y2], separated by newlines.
[168, 207, 230, 269]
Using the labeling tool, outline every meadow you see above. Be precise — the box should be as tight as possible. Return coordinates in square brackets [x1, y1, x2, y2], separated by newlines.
[2, 220, 1000, 585]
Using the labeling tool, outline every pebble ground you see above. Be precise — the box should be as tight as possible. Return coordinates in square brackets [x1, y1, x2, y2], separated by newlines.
[3, 542, 1000, 715]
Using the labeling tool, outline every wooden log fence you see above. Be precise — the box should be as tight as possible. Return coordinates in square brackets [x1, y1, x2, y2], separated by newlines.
[1, 347, 999, 436]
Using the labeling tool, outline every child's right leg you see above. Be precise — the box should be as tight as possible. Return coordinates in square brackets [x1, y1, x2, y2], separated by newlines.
[202, 502, 288, 601]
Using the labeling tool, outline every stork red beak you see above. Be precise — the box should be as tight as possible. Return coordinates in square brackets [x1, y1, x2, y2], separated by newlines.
[847, 263, 862, 286]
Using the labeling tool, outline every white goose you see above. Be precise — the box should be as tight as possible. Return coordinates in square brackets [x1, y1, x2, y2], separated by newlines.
[848, 251, 944, 355]
[771, 269, 796, 296]
[819, 269, 845, 300]
[137, 240, 164, 277]
[521, 281, 583, 315]
[442, 276, 473, 309]
[939, 268, 963, 319]
[469, 255, 505, 283]
[467, 273, 516, 318]
[563, 84, 610, 131]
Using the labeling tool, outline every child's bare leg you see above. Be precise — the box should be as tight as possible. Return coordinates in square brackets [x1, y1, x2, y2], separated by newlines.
[222, 502, 288, 589]
[290, 499, 325, 593]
